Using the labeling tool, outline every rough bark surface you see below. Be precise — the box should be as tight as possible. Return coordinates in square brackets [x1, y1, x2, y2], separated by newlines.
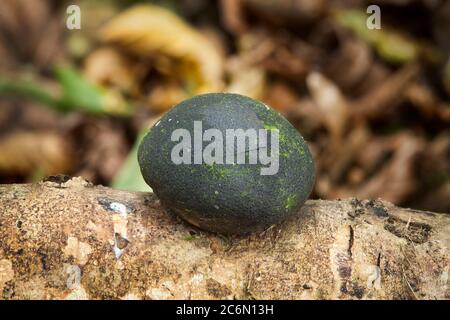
[0, 177, 448, 300]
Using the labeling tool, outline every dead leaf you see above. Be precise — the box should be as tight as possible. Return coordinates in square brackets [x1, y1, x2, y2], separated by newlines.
[263, 81, 301, 113]
[243, 0, 326, 28]
[406, 83, 450, 123]
[99, 4, 224, 94]
[333, 133, 425, 204]
[0, 131, 74, 176]
[306, 72, 349, 142]
[236, 31, 313, 81]
[220, 0, 247, 34]
[0, 0, 64, 71]
[351, 63, 420, 119]
[416, 181, 450, 213]
[73, 118, 129, 184]
[147, 83, 190, 114]
[324, 38, 372, 91]
[328, 125, 370, 183]
[444, 57, 450, 96]
[418, 132, 450, 194]
[226, 56, 266, 100]
[84, 47, 140, 96]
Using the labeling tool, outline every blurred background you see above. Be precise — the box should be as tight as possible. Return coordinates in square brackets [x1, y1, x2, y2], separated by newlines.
[0, 0, 449, 213]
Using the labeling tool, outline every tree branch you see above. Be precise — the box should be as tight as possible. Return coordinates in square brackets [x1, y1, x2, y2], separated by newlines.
[0, 177, 448, 299]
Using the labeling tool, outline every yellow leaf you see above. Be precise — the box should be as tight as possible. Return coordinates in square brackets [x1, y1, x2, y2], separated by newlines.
[99, 4, 223, 93]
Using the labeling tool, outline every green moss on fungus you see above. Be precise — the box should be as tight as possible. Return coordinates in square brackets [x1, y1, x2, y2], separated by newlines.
[285, 195, 297, 210]
[138, 93, 315, 234]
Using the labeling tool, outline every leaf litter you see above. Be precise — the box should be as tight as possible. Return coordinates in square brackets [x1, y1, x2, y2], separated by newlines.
[0, 0, 449, 213]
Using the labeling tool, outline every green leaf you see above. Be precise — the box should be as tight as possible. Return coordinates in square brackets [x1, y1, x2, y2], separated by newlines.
[0, 66, 133, 117]
[333, 9, 437, 64]
[54, 65, 132, 116]
[111, 129, 152, 192]
[54, 65, 104, 113]
[0, 76, 60, 109]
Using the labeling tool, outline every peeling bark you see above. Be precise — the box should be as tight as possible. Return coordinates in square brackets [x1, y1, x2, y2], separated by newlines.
[0, 177, 448, 300]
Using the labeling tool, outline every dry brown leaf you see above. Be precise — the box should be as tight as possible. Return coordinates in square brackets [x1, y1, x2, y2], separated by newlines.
[147, 83, 190, 114]
[263, 81, 301, 113]
[0, 0, 64, 71]
[0, 131, 74, 176]
[328, 125, 370, 183]
[416, 181, 450, 213]
[221, 0, 326, 34]
[324, 38, 372, 91]
[356, 136, 393, 175]
[314, 125, 370, 197]
[263, 48, 309, 79]
[226, 56, 266, 100]
[286, 98, 324, 135]
[333, 133, 425, 204]
[237, 32, 276, 65]
[306, 72, 349, 141]
[418, 132, 450, 198]
[99, 4, 224, 94]
[84, 47, 140, 96]
[74, 119, 128, 184]
[236, 31, 313, 81]
[406, 83, 450, 123]
[351, 63, 420, 119]
[243, 0, 325, 28]
[220, 0, 247, 34]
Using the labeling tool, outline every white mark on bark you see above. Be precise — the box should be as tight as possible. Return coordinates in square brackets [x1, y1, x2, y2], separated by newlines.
[113, 245, 124, 259]
[190, 273, 204, 285]
[439, 266, 448, 287]
[110, 202, 129, 259]
[121, 293, 142, 300]
[86, 220, 97, 230]
[63, 237, 92, 265]
[366, 265, 382, 289]
[110, 202, 128, 219]
[66, 264, 81, 289]
[64, 264, 89, 299]
[64, 286, 88, 300]
[147, 287, 172, 299]
[0, 259, 14, 291]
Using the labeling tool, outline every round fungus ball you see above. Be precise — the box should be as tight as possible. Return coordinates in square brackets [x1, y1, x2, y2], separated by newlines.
[138, 93, 315, 234]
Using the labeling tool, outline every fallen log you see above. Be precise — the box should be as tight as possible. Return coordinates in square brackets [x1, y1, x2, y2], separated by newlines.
[0, 177, 448, 300]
